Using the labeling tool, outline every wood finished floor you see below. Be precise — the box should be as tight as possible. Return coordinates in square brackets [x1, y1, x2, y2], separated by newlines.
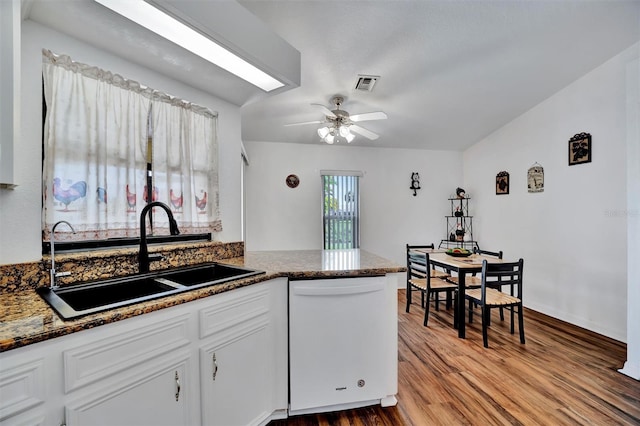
[269, 290, 640, 426]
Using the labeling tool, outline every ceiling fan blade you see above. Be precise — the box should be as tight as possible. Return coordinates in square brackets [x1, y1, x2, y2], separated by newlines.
[310, 103, 337, 118]
[284, 120, 324, 127]
[350, 111, 388, 122]
[350, 124, 379, 140]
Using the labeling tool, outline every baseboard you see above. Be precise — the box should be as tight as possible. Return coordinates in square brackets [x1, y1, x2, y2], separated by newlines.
[524, 300, 625, 342]
[619, 360, 640, 380]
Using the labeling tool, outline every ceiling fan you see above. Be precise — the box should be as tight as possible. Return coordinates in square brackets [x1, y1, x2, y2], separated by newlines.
[284, 95, 387, 144]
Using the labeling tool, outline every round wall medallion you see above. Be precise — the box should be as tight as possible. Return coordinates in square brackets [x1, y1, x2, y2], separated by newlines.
[286, 174, 300, 188]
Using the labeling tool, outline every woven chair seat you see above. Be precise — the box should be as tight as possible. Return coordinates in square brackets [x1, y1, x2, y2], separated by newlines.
[447, 275, 481, 287]
[466, 288, 521, 306]
[409, 278, 457, 291]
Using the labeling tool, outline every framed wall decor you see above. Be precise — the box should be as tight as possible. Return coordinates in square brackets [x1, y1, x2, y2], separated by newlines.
[568, 132, 592, 165]
[496, 171, 509, 195]
[527, 163, 544, 193]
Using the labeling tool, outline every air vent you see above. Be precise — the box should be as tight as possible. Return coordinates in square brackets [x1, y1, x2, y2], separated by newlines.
[354, 75, 379, 92]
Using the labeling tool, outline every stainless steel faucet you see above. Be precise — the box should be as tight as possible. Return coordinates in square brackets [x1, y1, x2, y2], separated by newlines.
[139, 201, 180, 273]
[50, 220, 75, 289]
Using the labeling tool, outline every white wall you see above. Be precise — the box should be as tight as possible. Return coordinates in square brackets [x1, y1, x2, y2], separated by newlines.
[463, 43, 639, 343]
[620, 55, 640, 379]
[243, 141, 462, 265]
[0, 20, 243, 265]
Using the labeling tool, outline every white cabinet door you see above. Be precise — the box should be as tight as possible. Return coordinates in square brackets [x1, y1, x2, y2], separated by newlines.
[0, 0, 19, 187]
[62, 309, 195, 426]
[0, 337, 62, 426]
[198, 283, 275, 426]
[0, 359, 47, 426]
[200, 326, 271, 426]
[65, 352, 192, 426]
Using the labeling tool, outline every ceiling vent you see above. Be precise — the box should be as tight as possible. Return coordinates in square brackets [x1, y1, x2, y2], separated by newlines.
[354, 75, 379, 92]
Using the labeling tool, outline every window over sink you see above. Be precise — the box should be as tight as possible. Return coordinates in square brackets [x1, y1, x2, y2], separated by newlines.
[41, 50, 221, 252]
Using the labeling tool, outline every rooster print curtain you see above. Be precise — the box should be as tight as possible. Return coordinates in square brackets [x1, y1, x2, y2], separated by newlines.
[42, 50, 221, 242]
[150, 96, 220, 235]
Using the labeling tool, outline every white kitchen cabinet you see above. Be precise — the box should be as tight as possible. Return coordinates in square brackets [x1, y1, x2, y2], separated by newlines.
[199, 278, 288, 426]
[62, 311, 194, 426]
[0, 334, 63, 426]
[0, 0, 20, 188]
[0, 277, 288, 426]
[65, 351, 192, 426]
[0, 356, 47, 426]
[200, 325, 270, 426]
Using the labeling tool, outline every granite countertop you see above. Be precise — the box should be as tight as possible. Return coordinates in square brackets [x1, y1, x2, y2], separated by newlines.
[0, 249, 404, 352]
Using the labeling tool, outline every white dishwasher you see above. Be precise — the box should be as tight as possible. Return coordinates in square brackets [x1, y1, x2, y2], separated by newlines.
[288, 275, 398, 415]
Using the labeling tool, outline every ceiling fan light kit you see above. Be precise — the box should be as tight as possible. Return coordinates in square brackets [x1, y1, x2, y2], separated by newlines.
[317, 122, 356, 145]
[285, 95, 387, 144]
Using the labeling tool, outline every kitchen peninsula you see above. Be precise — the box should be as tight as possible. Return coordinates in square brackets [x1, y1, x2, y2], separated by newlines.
[0, 245, 404, 425]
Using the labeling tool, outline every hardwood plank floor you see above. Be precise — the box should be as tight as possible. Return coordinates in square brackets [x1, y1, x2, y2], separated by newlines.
[269, 290, 640, 426]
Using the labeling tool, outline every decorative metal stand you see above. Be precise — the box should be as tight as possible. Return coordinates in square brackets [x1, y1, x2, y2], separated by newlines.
[439, 196, 479, 250]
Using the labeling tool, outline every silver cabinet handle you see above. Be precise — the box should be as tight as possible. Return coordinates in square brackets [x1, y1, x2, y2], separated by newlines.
[212, 353, 218, 381]
[175, 371, 181, 401]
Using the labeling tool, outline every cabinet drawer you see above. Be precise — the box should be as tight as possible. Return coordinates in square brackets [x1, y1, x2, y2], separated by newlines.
[65, 350, 192, 426]
[199, 285, 269, 339]
[63, 313, 190, 393]
[0, 359, 45, 421]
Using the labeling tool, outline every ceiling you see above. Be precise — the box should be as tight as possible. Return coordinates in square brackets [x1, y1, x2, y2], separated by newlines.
[26, 1, 640, 151]
[239, 0, 640, 150]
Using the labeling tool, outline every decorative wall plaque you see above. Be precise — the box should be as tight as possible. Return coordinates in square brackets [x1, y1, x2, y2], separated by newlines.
[496, 171, 509, 195]
[568, 132, 592, 165]
[527, 163, 544, 193]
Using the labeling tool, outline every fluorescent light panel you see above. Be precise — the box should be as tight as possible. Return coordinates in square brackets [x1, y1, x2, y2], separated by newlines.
[95, 0, 284, 92]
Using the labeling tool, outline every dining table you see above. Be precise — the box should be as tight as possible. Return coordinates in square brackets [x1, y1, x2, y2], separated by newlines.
[411, 248, 510, 338]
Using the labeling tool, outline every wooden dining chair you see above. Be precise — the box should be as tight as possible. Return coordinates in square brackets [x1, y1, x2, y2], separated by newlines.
[406, 244, 457, 326]
[464, 259, 525, 348]
[407, 244, 450, 310]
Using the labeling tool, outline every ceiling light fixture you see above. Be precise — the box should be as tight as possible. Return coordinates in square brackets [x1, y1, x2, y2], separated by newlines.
[317, 123, 355, 144]
[316, 96, 357, 144]
[94, 0, 285, 92]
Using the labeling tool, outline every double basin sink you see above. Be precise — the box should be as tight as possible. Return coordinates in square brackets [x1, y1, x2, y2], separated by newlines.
[37, 263, 265, 320]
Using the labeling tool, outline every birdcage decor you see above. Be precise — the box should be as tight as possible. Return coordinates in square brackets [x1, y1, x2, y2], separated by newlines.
[528, 163, 544, 193]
